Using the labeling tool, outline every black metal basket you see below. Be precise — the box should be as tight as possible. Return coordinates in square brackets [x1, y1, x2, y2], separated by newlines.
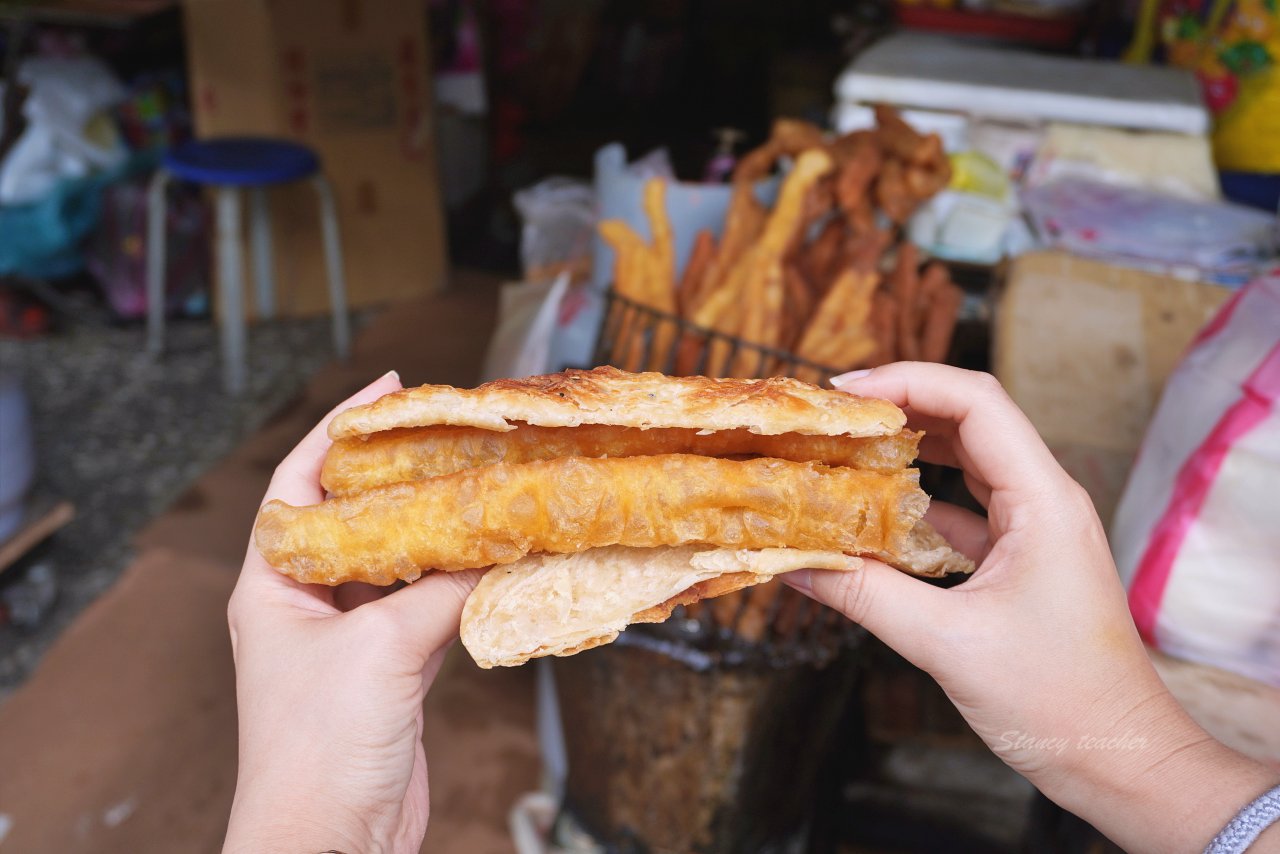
[593, 289, 845, 384]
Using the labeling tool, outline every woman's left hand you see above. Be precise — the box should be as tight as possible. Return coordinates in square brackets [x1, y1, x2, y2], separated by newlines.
[223, 371, 481, 854]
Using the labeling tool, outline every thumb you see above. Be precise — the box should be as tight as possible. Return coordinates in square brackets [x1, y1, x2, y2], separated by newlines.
[784, 559, 951, 671]
[366, 569, 485, 658]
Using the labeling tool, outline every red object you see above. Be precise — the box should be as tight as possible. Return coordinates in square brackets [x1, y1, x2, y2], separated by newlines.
[894, 5, 1084, 50]
[1198, 68, 1240, 114]
[0, 288, 52, 338]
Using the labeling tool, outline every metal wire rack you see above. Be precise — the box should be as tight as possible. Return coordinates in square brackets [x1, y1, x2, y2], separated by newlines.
[593, 288, 844, 385]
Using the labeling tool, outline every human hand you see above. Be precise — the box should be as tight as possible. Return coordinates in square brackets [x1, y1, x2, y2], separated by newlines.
[224, 372, 481, 854]
[784, 363, 1276, 853]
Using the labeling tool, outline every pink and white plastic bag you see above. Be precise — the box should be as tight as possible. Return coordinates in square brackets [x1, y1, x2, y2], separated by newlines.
[1112, 272, 1280, 687]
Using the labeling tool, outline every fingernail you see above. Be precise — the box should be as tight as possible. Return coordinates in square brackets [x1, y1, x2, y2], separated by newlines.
[831, 369, 873, 386]
[382, 370, 400, 383]
[782, 569, 813, 594]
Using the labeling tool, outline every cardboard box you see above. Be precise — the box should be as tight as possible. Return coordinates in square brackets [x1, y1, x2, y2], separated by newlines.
[994, 251, 1231, 527]
[183, 0, 447, 315]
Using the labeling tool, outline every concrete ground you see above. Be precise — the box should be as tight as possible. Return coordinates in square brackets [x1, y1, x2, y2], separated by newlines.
[0, 274, 542, 853]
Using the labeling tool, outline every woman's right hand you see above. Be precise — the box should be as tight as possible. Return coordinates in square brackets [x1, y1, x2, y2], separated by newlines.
[783, 363, 1277, 854]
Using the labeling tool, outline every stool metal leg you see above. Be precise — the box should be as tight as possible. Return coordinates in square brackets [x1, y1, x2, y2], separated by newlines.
[145, 169, 170, 355]
[249, 187, 276, 320]
[215, 187, 247, 394]
[313, 175, 351, 360]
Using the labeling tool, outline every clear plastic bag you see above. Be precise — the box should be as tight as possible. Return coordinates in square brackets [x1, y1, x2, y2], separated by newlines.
[512, 177, 595, 286]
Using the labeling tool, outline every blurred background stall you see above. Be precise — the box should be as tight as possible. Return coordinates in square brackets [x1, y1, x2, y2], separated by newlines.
[0, 1, 1278, 852]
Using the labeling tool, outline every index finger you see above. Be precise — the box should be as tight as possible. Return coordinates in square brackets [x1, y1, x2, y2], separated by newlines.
[262, 370, 403, 508]
[833, 362, 1069, 497]
[237, 371, 404, 603]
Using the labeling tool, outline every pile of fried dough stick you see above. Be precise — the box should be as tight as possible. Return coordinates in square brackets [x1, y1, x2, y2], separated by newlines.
[600, 106, 964, 384]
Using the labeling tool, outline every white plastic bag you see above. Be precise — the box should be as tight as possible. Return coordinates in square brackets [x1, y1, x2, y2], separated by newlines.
[512, 177, 595, 285]
[481, 274, 571, 382]
[1112, 272, 1280, 686]
[0, 55, 126, 204]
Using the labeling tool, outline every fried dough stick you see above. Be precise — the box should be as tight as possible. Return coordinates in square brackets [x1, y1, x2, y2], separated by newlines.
[256, 454, 927, 584]
[321, 423, 923, 495]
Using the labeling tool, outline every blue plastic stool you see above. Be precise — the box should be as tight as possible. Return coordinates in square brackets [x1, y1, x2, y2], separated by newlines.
[146, 137, 351, 393]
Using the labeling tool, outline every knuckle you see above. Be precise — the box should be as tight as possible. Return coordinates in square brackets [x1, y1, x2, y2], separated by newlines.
[351, 599, 408, 642]
[835, 570, 873, 624]
[1061, 477, 1097, 517]
[968, 370, 1006, 396]
[440, 568, 483, 602]
[349, 600, 392, 632]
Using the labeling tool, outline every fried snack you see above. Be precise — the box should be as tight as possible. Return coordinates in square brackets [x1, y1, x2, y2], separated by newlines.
[805, 219, 845, 294]
[794, 269, 879, 371]
[691, 185, 766, 321]
[873, 104, 936, 166]
[321, 424, 923, 494]
[832, 131, 883, 233]
[892, 243, 922, 361]
[906, 153, 952, 200]
[679, 229, 717, 315]
[732, 139, 783, 184]
[598, 220, 648, 301]
[641, 181, 678, 371]
[781, 263, 815, 350]
[871, 517, 974, 577]
[795, 180, 836, 253]
[847, 227, 893, 273]
[921, 277, 963, 365]
[729, 260, 786, 377]
[875, 157, 916, 225]
[868, 291, 899, 366]
[722, 149, 835, 373]
[754, 150, 835, 266]
[329, 366, 906, 440]
[643, 179, 676, 308]
[460, 545, 860, 668]
[689, 184, 767, 343]
[599, 219, 654, 370]
[254, 454, 928, 584]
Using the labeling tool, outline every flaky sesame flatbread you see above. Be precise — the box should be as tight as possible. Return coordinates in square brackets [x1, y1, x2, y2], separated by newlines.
[461, 545, 861, 668]
[327, 366, 906, 440]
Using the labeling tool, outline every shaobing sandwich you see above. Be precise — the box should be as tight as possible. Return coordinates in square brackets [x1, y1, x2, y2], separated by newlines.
[253, 367, 973, 668]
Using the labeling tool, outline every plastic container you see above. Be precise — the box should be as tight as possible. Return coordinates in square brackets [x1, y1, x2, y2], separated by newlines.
[0, 373, 35, 542]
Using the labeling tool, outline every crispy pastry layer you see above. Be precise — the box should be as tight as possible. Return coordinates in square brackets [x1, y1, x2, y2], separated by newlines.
[461, 545, 861, 668]
[871, 517, 976, 577]
[255, 454, 927, 585]
[321, 423, 922, 496]
[326, 366, 906, 440]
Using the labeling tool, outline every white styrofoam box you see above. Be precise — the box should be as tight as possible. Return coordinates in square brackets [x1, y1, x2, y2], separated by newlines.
[834, 32, 1208, 135]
